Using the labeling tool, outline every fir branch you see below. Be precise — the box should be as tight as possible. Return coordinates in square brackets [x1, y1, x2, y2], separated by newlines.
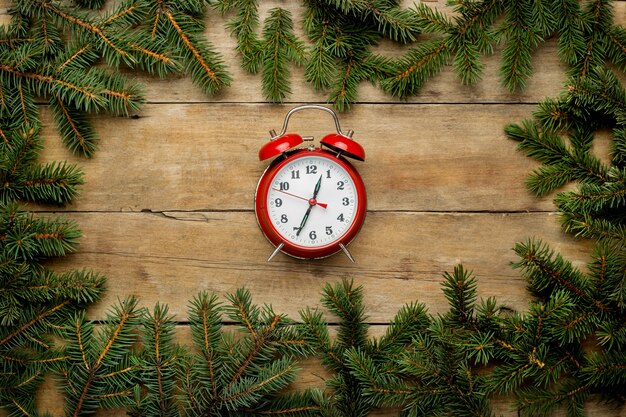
[556, 0, 584, 65]
[506, 119, 610, 196]
[441, 265, 478, 326]
[179, 289, 317, 415]
[0, 203, 83, 261]
[496, 0, 543, 91]
[0, 269, 105, 326]
[566, 67, 626, 126]
[613, 128, 626, 168]
[51, 95, 98, 157]
[317, 0, 420, 43]
[381, 38, 450, 98]
[512, 239, 595, 303]
[258, 8, 307, 103]
[17, 0, 135, 67]
[149, 0, 231, 95]
[0, 299, 71, 348]
[376, 301, 430, 354]
[60, 297, 142, 417]
[132, 303, 182, 417]
[558, 209, 626, 246]
[322, 280, 368, 350]
[216, 0, 262, 72]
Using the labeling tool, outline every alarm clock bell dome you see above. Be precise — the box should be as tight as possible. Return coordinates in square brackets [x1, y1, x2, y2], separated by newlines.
[258, 133, 304, 161]
[320, 133, 365, 161]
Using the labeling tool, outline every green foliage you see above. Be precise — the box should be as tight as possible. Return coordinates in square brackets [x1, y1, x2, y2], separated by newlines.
[342, 268, 499, 417]
[507, 65, 625, 248]
[258, 8, 307, 103]
[59, 297, 143, 416]
[0, 0, 625, 416]
[131, 303, 182, 417]
[0, 0, 239, 156]
[502, 26, 626, 411]
[301, 280, 432, 417]
[130, 288, 322, 417]
[0, 125, 84, 205]
[0, 201, 106, 415]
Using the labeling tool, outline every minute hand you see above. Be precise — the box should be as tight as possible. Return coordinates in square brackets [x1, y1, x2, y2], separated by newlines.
[295, 205, 312, 236]
[295, 175, 324, 237]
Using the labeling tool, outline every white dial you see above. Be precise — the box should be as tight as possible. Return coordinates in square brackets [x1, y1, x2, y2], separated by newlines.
[266, 155, 358, 247]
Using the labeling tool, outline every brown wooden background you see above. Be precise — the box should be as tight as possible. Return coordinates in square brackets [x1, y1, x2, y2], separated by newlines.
[4, 0, 626, 415]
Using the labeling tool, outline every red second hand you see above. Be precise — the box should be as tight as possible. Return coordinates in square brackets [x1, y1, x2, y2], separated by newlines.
[272, 188, 328, 209]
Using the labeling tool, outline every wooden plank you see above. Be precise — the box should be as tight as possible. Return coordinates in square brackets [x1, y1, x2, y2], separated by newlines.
[38, 103, 555, 213]
[45, 211, 590, 322]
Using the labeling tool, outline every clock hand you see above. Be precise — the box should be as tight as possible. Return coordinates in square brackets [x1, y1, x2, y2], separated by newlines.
[295, 205, 313, 236]
[296, 175, 325, 237]
[271, 188, 328, 209]
[312, 175, 322, 199]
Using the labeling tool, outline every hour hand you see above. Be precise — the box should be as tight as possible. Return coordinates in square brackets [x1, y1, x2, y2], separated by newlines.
[313, 175, 322, 199]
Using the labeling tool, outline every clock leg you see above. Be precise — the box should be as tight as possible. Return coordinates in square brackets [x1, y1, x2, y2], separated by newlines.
[339, 243, 355, 263]
[267, 243, 285, 262]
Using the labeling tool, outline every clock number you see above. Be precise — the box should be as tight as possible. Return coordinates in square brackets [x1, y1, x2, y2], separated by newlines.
[342, 197, 350, 206]
[337, 213, 344, 222]
[337, 181, 345, 190]
[309, 230, 317, 240]
[306, 165, 317, 174]
[281, 214, 288, 223]
[291, 170, 300, 179]
[279, 181, 289, 191]
[326, 169, 332, 178]
[325, 226, 333, 235]
[275, 198, 282, 207]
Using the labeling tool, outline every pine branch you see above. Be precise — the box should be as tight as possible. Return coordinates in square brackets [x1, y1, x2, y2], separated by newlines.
[513, 239, 594, 302]
[0, 203, 83, 261]
[258, 8, 307, 103]
[178, 289, 317, 415]
[216, 0, 262, 72]
[506, 119, 610, 196]
[16, 0, 136, 67]
[566, 67, 626, 126]
[322, 280, 368, 350]
[375, 301, 430, 354]
[613, 128, 626, 168]
[60, 297, 142, 417]
[0, 268, 105, 326]
[132, 303, 182, 417]
[51, 95, 98, 157]
[147, 0, 231, 96]
[317, 0, 420, 43]
[556, 0, 584, 65]
[441, 265, 478, 326]
[380, 38, 450, 98]
[496, 0, 543, 91]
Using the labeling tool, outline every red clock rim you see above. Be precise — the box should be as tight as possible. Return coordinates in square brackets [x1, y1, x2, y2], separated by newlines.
[255, 148, 367, 259]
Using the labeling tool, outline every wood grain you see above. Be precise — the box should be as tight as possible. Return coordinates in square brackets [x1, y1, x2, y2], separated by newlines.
[38, 103, 555, 213]
[0, 0, 623, 415]
[45, 211, 591, 322]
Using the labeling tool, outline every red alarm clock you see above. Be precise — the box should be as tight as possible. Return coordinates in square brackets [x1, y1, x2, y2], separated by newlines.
[255, 105, 367, 261]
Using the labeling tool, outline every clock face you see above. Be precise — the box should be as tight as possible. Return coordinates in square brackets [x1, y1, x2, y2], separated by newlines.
[255, 149, 366, 259]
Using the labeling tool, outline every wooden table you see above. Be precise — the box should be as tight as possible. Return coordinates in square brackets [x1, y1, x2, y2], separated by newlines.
[13, 0, 624, 415]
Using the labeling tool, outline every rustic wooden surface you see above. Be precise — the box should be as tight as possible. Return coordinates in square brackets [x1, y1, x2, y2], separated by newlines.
[3, 0, 622, 415]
